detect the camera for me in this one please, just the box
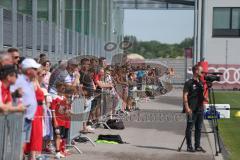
[204,75,220,83]
[204,72,222,83]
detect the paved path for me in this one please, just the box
[65,88,216,160]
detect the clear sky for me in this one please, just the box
[124,10,194,44]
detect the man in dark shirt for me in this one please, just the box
[183,65,205,152]
[79,58,95,133]
[80,58,94,97]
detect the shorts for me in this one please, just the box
[91,95,101,111]
[54,126,69,139]
[23,118,32,143]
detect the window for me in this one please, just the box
[213,7,240,37]
[232,8,240,29]
[17,0,32,15]
[37,0,48,21]
[213,8,230,29]
[0,0,12,9]
[65,0,73,30]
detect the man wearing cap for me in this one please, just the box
[11,58,41,143]
[48,59,80,95]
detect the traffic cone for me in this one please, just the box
[235,111,240,117]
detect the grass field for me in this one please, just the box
[214,91,240,160]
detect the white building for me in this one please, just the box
[196,0,240,89]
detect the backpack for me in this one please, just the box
[105,119,125,130]
[97,134,124,144]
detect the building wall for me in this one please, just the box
[0,0,124,63]
[203,0,240,65]
[202,0,240,89]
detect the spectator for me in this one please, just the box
[8,48,20,67]
[0,65,25,113]
[80,58,95,133]
[127,72,137,111]
[25,67,47,159]
[48,59,80,95]
[92,67,112,123]
[136,66,145,90]
[51,82,71,158]
[0,51,13,67]
[10,58,41,158]
[90,58,98,68]
[37,67,47,88]
[105,68,119,118]
[99,57,107,68]
[41,60,52,89]
[113,68,125,111]
[48,60,67,91]
[39,53,47,64]
[17,56,25,74]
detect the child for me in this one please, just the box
[50,82,71,158]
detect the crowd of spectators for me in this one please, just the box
[0,48,174,159]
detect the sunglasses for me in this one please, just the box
[31,68,38,71]
[38,73,46,77]
[14,56,20,59]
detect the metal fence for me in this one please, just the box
[0,113,24,160]
[69,97,85,141]
[67,96,96,154]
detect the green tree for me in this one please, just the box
[123,35,193,59]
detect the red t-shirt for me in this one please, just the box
[1,82,12,104]
[93,73,102,84]
[50,96,71,128]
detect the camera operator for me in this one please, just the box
[183,65,206,152]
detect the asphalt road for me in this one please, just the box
[66,89,215,160]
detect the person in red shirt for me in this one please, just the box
[0,65,25,113]
[50,82,71,158]
[92,67,112,123]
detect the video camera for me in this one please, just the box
[204,72,222,83]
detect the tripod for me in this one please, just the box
[178,81,222,156]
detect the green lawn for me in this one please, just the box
[214,91,240,160]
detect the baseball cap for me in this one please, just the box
[21,58,41,69]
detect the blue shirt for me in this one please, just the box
[137,70,145,79]
[11,75,37,120]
